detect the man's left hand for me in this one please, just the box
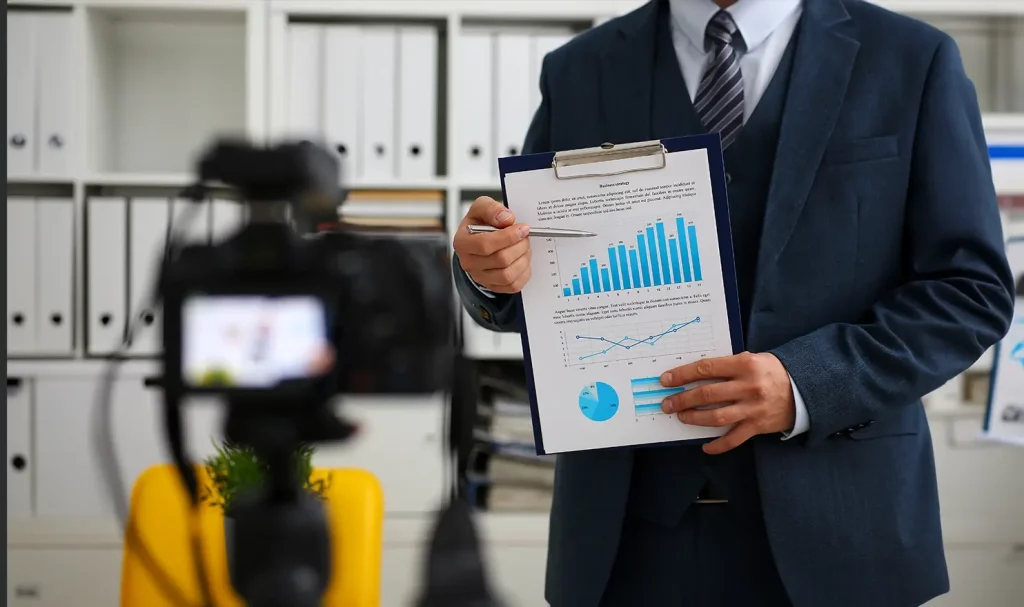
[660,352,795,455]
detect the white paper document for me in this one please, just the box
[502,138,741,454]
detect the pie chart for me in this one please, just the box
[579,382,619,422]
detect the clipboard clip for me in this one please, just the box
[552,140,667,180]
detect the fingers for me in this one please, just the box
[661,380,753,413]
[702,421,759,455]
[465,196,514,227]
[660,352,757,387]
[676,403,752,427]
[472,250,532,293]
[465,238,530,271]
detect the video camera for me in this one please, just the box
[142,139,500,607]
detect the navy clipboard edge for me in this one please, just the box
[497,133,745,455]
[982,235,1024,433]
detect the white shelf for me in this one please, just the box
[348,178,450,191]
[82,0,258,10]
[270,0,641,20]
[83,5,250,175]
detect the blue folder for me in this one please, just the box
[496,134,744,455]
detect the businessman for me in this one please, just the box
[452,0,1015,605]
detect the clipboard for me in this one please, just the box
[982,236,1024,448]
[497,134,744,455]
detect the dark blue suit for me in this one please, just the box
[453,1,1015,605]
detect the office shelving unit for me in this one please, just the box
[5,1,1024,605]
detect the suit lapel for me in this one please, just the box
[754,0,860,293]
[599,0,662,145]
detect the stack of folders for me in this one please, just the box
[468,367,555,512]
[339,190,445,230]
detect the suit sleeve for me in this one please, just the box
[452,52,555,334]
[770,37,1015,446]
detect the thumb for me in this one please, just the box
[469,197,514,227]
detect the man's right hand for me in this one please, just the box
[453,196,532,294]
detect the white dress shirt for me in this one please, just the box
[469,0,810,438]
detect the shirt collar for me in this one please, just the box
[669,0,803,52]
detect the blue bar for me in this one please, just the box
[628,248,643,287]
[572,278,582,295]
[633,387,688,400]
[630,376,664,388]
[580,267,592,294]
[636,234,652,287]
[617,245,631,289]
[607,248,622,291]
[562,287,571,297]
[668,238,681,284]
[588,258,601,292]
[990,145,1024,159]
[646,226,661,285]
[635,403,664,415]
[677,217,692,282]
[656,222,671,285]
[600,267,611,292]
[688,225,702,281]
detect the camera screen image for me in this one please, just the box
[182,295,332,389]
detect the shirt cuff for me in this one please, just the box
[781,373,810,440]
[466,272,497,298]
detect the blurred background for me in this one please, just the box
[5,0,1023,605]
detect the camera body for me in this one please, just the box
[160,140,456,412]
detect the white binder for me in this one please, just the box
[495,32,533,161]
[397,26,438,180]
[456,31,495,181]
[7,13,37,176]
[529,33,571,115]
[6,379,32,519]
[35,12,74,177]
[211,198,245,243]
[286,24,324,141]
[127,197,170,356]
[87,197,128,356]
[323,25,362,179]
[7,197,37,354]
[360,26,398,180]
[35,198,75,354]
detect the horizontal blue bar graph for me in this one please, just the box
[562,218,704,296]
[633,387,688,400]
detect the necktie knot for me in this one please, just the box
[706,11,740,49]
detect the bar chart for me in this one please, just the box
[559,214,703,297]
[631,376,687,416]
[562,316,715,366]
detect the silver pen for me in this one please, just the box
[467,225,597,238]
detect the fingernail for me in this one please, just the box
[661,399,672,414]
[496,210,512,223]
[660,372,671,385]
[517,225,530,239]
[678,412,689,423]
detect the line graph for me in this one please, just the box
[563,316,715,366]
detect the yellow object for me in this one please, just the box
[120,464,384,606]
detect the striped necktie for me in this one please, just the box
[694,11,744,150]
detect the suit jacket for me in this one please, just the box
[453,1,1016,605]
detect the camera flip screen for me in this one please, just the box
[182,295,332,389]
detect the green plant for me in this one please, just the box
[200,440,331,516]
